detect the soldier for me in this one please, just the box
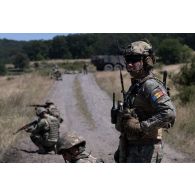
[114,40,176,163]
[54,70,62,80]
[83,63,88,75]
[50,64,62,80]
[29,107,60,154]
[57,132,104,163]
[45,100,63,123]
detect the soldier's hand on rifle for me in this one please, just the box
[124,117,142,134]
[26,126,35,133]
[115,109,134,132]
[115,111,125,132]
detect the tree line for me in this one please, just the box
[0,33,195,72]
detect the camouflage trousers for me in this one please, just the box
[115,137,163,163]
[30,134,57,149]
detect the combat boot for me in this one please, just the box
[37,146,48,154]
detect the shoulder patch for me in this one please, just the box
[151,87,165,102]
[143,78,159,95]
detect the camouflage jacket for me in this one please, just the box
[124,73,176,138]
[31,114,60,142]
[47,104,64,124]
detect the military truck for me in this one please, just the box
[91,55,126,71]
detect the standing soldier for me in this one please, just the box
[114,40,176,163]
[83,63,88,75]
[57,132,104,163]
[28,107,60,154]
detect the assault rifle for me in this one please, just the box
[13,120,37,135]
[163,70,170,96]
[111,41,126,124]
[28,104,48,108]
[111,72,125,124]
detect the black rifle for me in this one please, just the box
[28,104,47,108]
[111,93,118,124]
[120,67,126,105]
[13,120,37,135]
[163,70,170,96]
[111,41,126,124]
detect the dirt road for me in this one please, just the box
[1,73,191,163]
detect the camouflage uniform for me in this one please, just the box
[30,107,60,153]
[115,40,176,163]
[51,64,62,80]
[83,64,88,75]
[45,100,63,123]
[57,132,104,163]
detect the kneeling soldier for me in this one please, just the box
[29,107,60,154]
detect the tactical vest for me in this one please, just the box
[125,75,167,140]
[48,105,60,118]
[45,115,59,142]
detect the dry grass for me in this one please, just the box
[95,70,131,101]
[30,59,91,66]
[164,102,195,157]
[0,73,54,156]
[94,67,195,158]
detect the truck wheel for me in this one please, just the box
[104,64,113,71]
[114,64,122,71]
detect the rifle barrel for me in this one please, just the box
[113,92,116,109]
[120,68,125,97]
[163,70,167,86]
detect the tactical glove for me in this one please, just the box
[124,117,142,135]
[115,109,136,132]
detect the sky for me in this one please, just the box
[0,33,69,41]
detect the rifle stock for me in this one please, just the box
[13,120,37,135]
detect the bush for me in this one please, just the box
[11,52,30,70]
[158,38,192,64]
[175,57,195,85]
[60,61,84,71]
[178,86,195,104]
[174,57,195,104]
[0,63,6,75]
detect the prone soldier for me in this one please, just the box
[56,132,104,163]
[112,40,176,163]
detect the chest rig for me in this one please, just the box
[124,75,164,121]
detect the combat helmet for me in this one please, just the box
[57,132,86,154]
[45,100,54,105]
[123,40,156,68]
[36,107,47,116]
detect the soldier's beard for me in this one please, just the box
[129,68,146,79]
[127,60,146,79]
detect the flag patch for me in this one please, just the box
[151,88,165,102]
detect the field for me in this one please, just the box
[0,73,53,157]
